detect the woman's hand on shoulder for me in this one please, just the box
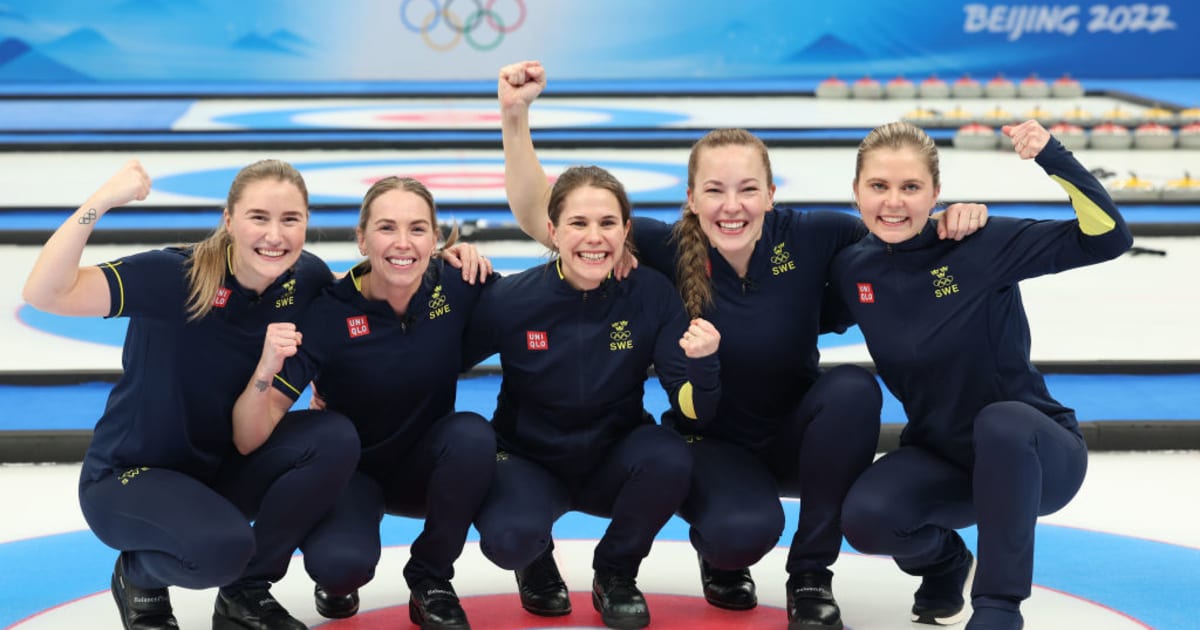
[441,242,493,284]
[934,203,989,241]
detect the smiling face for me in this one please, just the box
[853,146,940,243]
[548,185,630,290]
[224,178,308,293]
[356,188,437,297]
[685,140,776,275]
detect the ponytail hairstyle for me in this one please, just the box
[185,159,308,320]
[855,122,940,190]
[546,165,635,256]
[671,128,774,317]
[357,176,458,274]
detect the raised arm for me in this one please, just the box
[1004,119,1131,254]
[499,60,553,247]
[232,322,303,454]
[22,160,151,316]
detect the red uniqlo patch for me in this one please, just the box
[526,330,548,351]
[212,287,231,308]
[346,315,371,338]
[857,282,875,304]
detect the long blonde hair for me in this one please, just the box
[671,129,774,317]
[185,159,308,320]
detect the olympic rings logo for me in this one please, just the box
[429,286,446,308]
[932,276,956,288]
[610,330,632,341]
[770,242,791,265]
[400,0,527,52]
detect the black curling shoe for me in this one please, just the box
[698,553,757,610]
[408,578,470,629]
[515,547,572,616]
[212,587,307,630]
[912,549,976,626]
[314,584,359,619]
[591,573,650,629]
[110,556,179,630]
[786,570,843,630]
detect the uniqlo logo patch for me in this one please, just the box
[526,330,548,351]
[212,287,231,308]
[346,315,371,338]
[857,282,875,304]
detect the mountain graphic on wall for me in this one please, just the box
[43,28,121,57]
[0,37,92,81]
[232,30,311,56]
[785,33,869,62]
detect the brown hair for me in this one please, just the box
[185,159,308,320]
[855,121,940,190]
[671,128,774,317]
[357,176,459,273]
[546,165,635,255]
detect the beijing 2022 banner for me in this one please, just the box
[0,1,1194,82]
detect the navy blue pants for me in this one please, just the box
[78,409,359,590]
[841,401,1087,608]
[680,364,882,576]
[301,411,496,593]
[475,424,691,577]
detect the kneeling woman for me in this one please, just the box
[232,177,496,629]
[466,166,722,629]
[835,120,1132,630]
[24,159,360,630]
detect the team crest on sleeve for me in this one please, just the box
[857,282,875,304]
[212,287,231,308]
[770,242,796,276]
[428,285,451,320]
[526,330,548,351]
[275,279,297,309]
[930,266,960,298]
[609,320,634,352]
[347,315,371,338]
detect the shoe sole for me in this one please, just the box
[520,602,573,616]
[788,621,844,630]
[703,594,758,611]
[591,591,650,629]
[911,608,969,625]
[316,603,359,619]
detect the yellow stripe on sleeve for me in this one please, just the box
[101,261,126,317]
[273,374,301,397]
[678,381,697,420]
[1050,174,1117,236]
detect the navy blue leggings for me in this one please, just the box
[475,424,691,577]
[841,401,1087,606]
[680,364,882,575]
[78,410,359,590]
[300,411,496,593]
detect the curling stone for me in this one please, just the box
[953,122,998,150]
[1133,122,1176,150]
